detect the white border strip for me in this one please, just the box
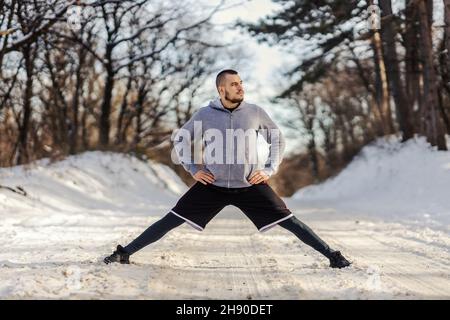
[259,213,294,233]
[170,210,204,231]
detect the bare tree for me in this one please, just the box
[15,2,40,164]
[370,27,394,135]
[445,0,450,65]
[1,0,78,55]
[68,0,226,147]
[289,91,321,180]
[379,0,414,142]
[417,0,447,150]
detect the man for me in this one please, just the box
[104,69,351,269]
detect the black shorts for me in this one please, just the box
[170,182,294,232]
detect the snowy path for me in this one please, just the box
[1,206,449,299]
[0,148,449,299]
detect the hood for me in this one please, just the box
[208,98,246,113]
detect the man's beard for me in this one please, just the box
[225,90,244,103]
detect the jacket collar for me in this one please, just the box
[209,98,245,113]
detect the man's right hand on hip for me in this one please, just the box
[193,170,215,185]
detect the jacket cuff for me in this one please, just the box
[262,167,275,178]
[187,164,202,177]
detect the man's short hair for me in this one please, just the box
[216,69,238,88]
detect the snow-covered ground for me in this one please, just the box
[0,137,449,299]
[292,136,450,230]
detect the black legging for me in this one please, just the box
[278,216,333,258]
[124,212,185,255]
[123,213,333,258]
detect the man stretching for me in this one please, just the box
[104,69,351,269]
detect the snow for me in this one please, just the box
[0,141,449,299]
[292,136,450,230]
[0,151,186,216]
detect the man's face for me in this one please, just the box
[219,74,244,103]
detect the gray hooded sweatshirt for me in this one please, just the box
[172,98,286,188]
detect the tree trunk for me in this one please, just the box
[443,0,450,132]
[368,0,393,135]
[17,44,35,165]
[81,105,89,150]
[371,29,394,135]
[305,114,319,180]
[99,47,114,147]
[379,0,415,141]
[438,38,450,134]
[318,117,335,175]
[404,1,423,129]
[445,0,450,66]
[132,93,145,149]
[115,72,133,145]
[70,46,87,154]
[0,0,17,69]
[417,0,447,150]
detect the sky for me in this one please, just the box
[201,0,288,98]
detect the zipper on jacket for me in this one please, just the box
[227,111,234,188]
[228,112,233,188]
